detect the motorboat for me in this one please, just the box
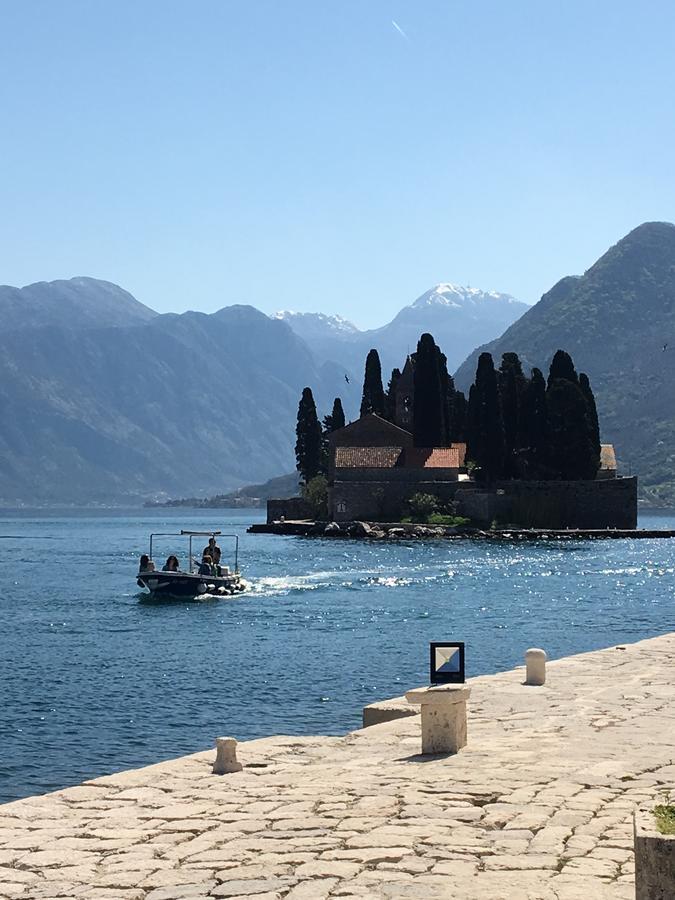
[136,530,248,599]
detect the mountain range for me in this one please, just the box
[276,284,528,379]
[0,277,520,504]
[455,221,675,505]
[4,222,675,506]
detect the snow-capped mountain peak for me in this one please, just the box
[412,283,522,310]
[272,310,360,336]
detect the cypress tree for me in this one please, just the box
[295,387,323,483]
[579,372,601,471]
[466,352,505,483]
[498,352,527,477]
[360,349,386,418]
[519,367,550,478]
[437,349,453,445]
[386,368,401,422]
[323,397,346,433]
[412,333,445,447]
[465,384,479,462]
[546,353,596,480]
[547,349,578,388]
[451,390,468,442]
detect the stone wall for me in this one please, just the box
[331,476,637,527]
[336,467,459,483]
[455,477,638,529]
[330,479,461,522]
[267,496,314,524]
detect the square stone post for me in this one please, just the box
[634,806,675,899]
[405,685,471,754]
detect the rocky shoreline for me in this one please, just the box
[248,519,675,540]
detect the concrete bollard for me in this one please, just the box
[212,736,243,774]
[405,685,471,755]
[525,648,547,685]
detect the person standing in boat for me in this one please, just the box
[201,537,221,571]
[201,537,221,562]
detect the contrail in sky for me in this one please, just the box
[391,20,410,41]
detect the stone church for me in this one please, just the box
[327,413,467,522]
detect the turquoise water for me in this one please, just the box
[0,508,674,803]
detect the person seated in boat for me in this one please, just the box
[139,554,155,573]
[201,537,221,566]
[162,555,180,572]
[198,553,217,577]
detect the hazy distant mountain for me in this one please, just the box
[455,222,675,505]
[0,281,360,504]
[0,276,157,332]
[276,284,529,378]
[273,311,359,339]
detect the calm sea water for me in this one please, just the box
[0,508,674,803]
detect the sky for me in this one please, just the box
[1,1,675,328]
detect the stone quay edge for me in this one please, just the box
[0,632,674,899]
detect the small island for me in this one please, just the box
[263,333,638,534]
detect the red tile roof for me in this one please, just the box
[334,446,403,468]
[404,448,461,468]
[451,442,467,467]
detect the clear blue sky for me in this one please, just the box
[1,1,674,328]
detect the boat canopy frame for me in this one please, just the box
[148,530,239,573]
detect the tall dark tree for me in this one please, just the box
[498,352,527,476]
[579,372,601,467]
[295,387,323,483]
[360,349,386,418]
[466,352,505,482]
[546,354,597,480]
[321,396,346,473]
[451,390,468,442]
[437,350,454,445]
[386,368,401,422]
[323,397,346,434]
[412,333,445,446]
[519,367,550,478]
[465,384,479,462]
[547,349,578,388]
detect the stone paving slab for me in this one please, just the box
[1,632,674,899]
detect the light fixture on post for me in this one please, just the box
[406,641,469,754]
[429,641,465,685]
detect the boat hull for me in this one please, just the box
[137,571,246,599]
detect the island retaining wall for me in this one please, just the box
[456,476,638,529]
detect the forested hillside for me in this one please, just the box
[455,222,675,505]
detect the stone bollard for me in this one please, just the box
[405,685,471,755]
[525,648,547,685]
[212,736,243,774]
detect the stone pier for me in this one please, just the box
[0,633,674,899]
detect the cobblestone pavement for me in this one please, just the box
[1,633,674,899]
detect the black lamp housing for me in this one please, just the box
[429,641,465,684]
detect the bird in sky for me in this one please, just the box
[345,374,350,384]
